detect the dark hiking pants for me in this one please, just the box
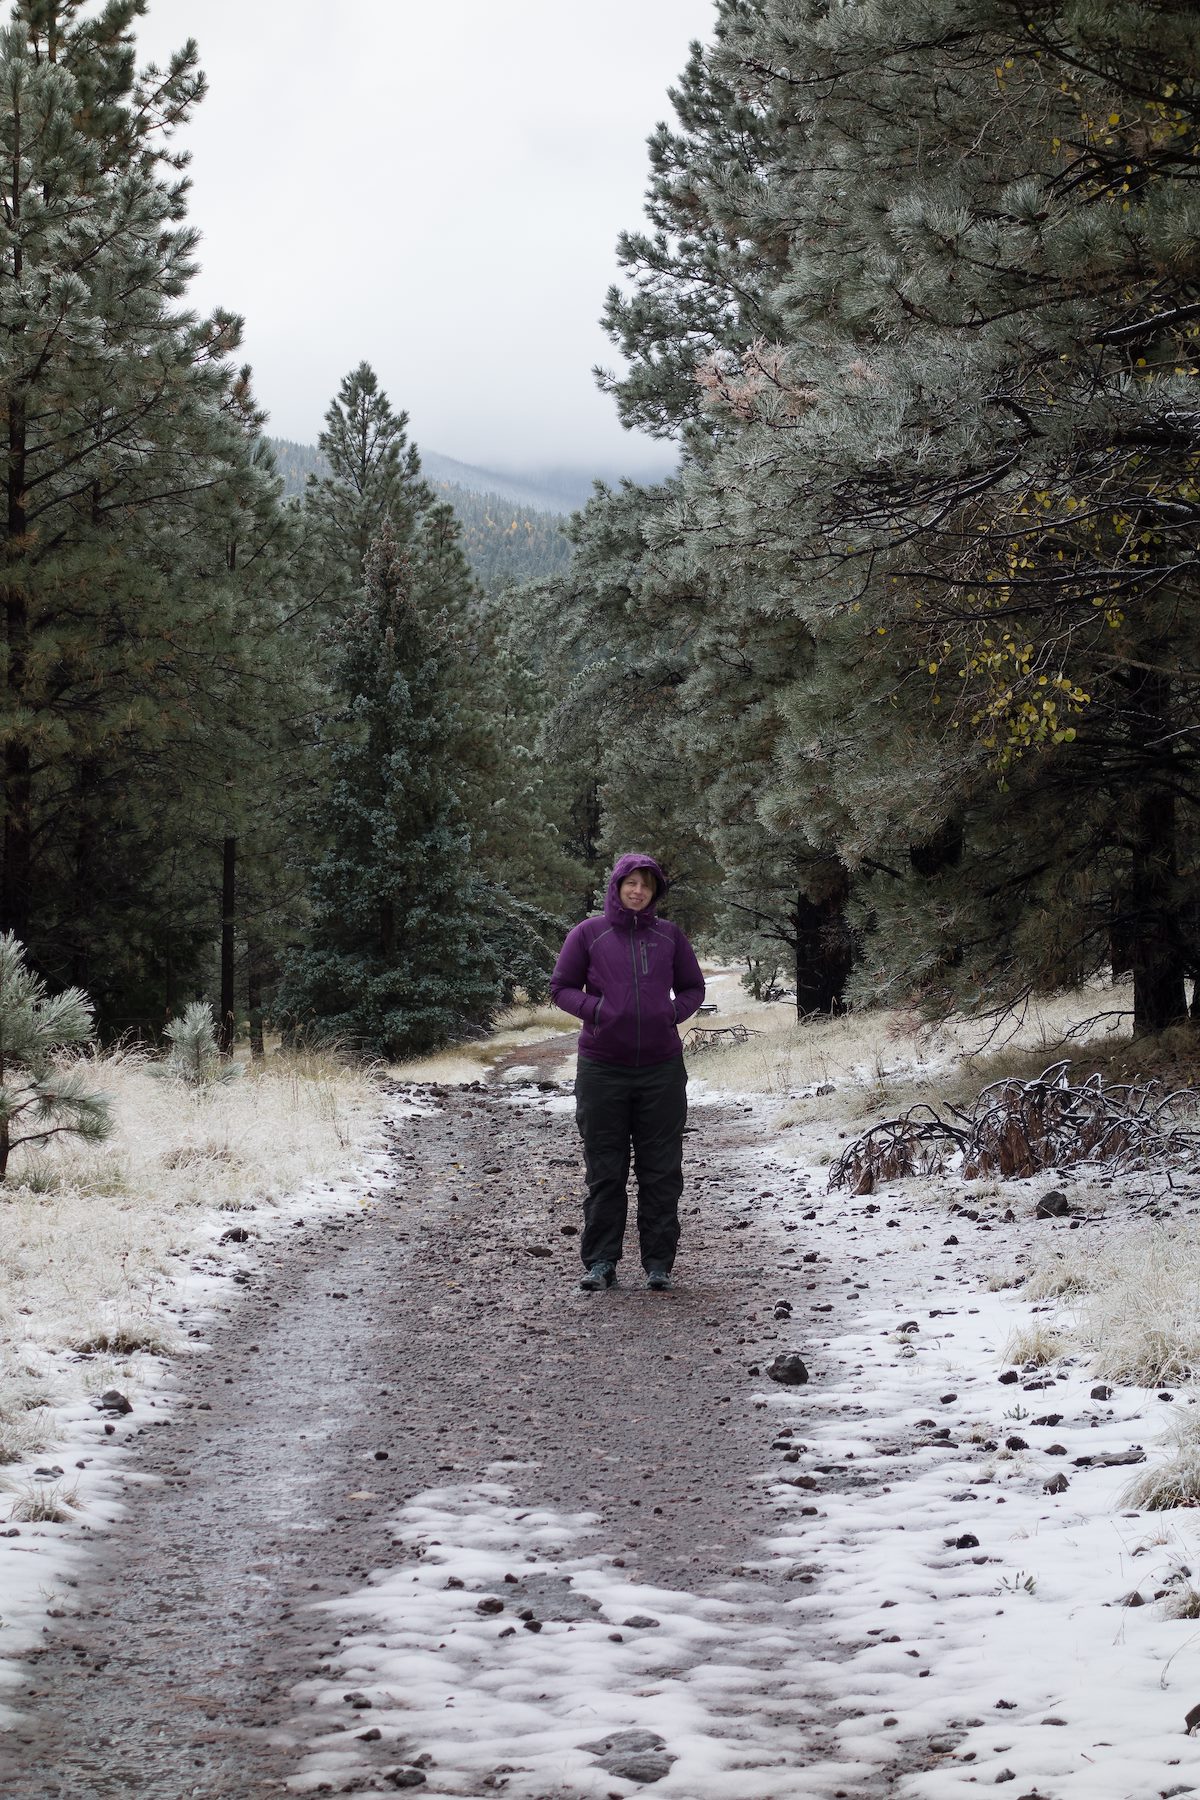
[574,1054,688,1272]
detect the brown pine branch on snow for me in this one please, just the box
[828,1062,1200,1195]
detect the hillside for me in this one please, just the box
[268,437,574,592]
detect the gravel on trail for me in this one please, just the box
[0,1069,857,1800]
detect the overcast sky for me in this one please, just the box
[135,0,715,478]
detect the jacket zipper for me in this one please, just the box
[630,930,641,1066]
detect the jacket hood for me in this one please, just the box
[604,852,668,929]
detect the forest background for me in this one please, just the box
[2,0,1197,1063]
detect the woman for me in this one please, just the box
[550,852,706,1292]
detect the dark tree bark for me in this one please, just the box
[247,939,265,1062]
[218,835,236,1054]
[791,884,853,1018]
[1115,668,1188,1035]
[2,390,31,940]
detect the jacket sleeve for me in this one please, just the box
[671,927,706,1025]
[550,922,600,1025]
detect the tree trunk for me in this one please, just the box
[2,393,31,940]
[247,941,265,1062]
[791,879,852,1018]
[1120,669,1187,1034]
[218,835,236,1054]
[69,758,101,988]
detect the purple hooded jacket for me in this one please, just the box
[551,853,706,1068]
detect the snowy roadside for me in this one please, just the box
[0,1052,399,1723]
[288,978,1200,1800]
[751,1121,1200,1800]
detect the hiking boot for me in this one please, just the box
[579,1261,617,1291]
[645,1267,672,1292]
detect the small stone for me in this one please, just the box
[524,1244,553,1258]
[766,1353,809,1387]
[560,1223,578,1236]
[816,1082,835,1096]
[603,1751,673,1783]
[954,1534,980,1550]
[523,1618,542,1632]
[1091,1384,1113,1400]
[358,1727,382,1741]
[995,1773,1016,1786]
[1005,1436,1028,1451]
[1036,1190,1070,1218]
[1185,1701,1200,1735]
[344,1691,372,1708]
[1121,1591,1145,1607]
[581,1730,667,1756]
[1043,1472,1069,1494]
[940,1393,958,1404]
[476,1596,505,1614]
[998,1371,1020,1385]
[384,1773,427,1791]
[96,1389,132,1415]
[219,1225,251,1243]
[621,1614,661,1629]
[944,1234,959,1246]
[374,1450,389,1461]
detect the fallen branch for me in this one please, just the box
[828,1062,1200,1194]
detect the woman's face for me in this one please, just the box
[618,869,656,912]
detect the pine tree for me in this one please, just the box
[276,524,501,1059]
[304,362,431,613]
[0,931,110,1179]
[0,2,308,1031]
[685,0,1200,1029]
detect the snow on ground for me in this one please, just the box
[8,978,1200,1798]
[294,977,1200,1799]
[749,1143,1200,1799]
[0,1053,403,1723]
[290,1481,854,1798]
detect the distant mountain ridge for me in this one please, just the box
[269,437,593,517]
[267,437,575,593]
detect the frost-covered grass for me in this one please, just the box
[698,972,1136,1117]
[1124,1410,1200,1511]
[996,1223,1200,1389]
[0,1044,386,1468]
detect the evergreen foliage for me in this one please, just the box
[156,1000,241,1088]
[0,0,306,1033]
[526,0,1200,1034]
[276,523,504,1060]
[0,931,110,1179]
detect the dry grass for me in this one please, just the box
[1010,1225,1200,1389]
[1004,1322,1071,1367]
[1124,1410,1200,1512]
[3,1478,80,1524]
[701,976,1140,1119]
[0,1043,387,1488]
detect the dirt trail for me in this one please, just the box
[0,1073,844,1799]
